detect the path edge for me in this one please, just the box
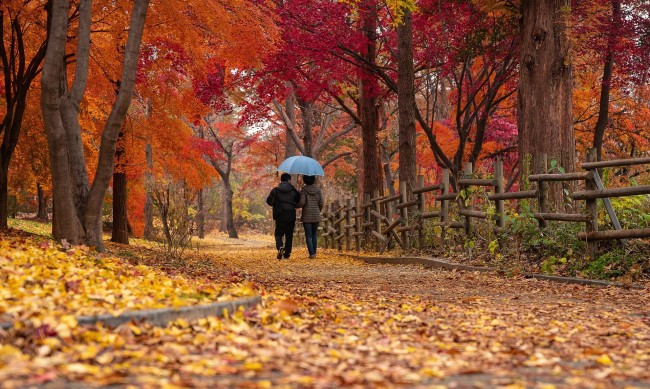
[335,253,644,289]
[0,295,261,331]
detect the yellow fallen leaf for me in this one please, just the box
[64,363,101,375]
[0,345,27,364]
[244,361,263,371]
[420,367,444,378]
[596,354,612,366]
[79,345,100,360]
[257,380,272,389]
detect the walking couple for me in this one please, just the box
[266,173,323,260]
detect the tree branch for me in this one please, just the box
[322,151,353,169]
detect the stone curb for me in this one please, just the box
[0,295,261,331]
[337,253,645,289]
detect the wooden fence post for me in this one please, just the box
[462,163,473,236]
[585,149,599,255]
[494,160,505,229]
[385,192,394,251]
[400,181,410,250]
[537,154,548,229]
[354,197,361,251]
[345,198,352,251]
[330,204,335,249]
[373,190,382,250]
[322,204,329,249]
[441,169,450,241]
[330,200,339,249]
[337,199,344,251]
[417,175,425,249]
[363,193,372,249]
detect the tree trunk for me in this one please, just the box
[381,139,396,197]
[592,0,620,162]
[111,170,128,243]
[41,0,84,243]
[0,2,49,229]
[36,183,49,221]
[159,188,172,246]
[222,179,238,238]
[518,0,575,210]
[359,0,383,200]
[40,0,149,251]
[0,168,7,229]
[111,129,129,244]
[143,143,155,240]
[298,99,315,157]
[196,188,205,238]
[285,92,298,159]
[397,9,417,193]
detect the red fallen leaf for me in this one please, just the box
[65,280,81,293]
[32,324,57,339]
[27,370,58,384]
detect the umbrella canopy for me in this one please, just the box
[277,156,325,176]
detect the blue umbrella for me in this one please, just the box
[277,155,325,176]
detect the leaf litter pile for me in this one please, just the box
[1,231,649,388]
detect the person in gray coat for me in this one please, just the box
[297,175,323,258]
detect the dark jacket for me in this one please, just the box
[297,184,323,223]
[266,181,300,221]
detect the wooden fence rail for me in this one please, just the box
[318,149,650,255]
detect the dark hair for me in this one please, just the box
[303,175,316,185]
[280,173,291,182]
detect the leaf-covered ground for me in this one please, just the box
[1,229,649,388]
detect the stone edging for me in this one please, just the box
[337,253,645,289]
[0,295,261,331]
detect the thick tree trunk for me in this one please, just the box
[0,168,7,229]
[359,0,383,200]
[298,99,315,157]
[196,188,205,238]
[82,0,149,250]
[593,0,620,162]
[41,0,149,250]
[111,129,129,244]
[143,143,155,240]
[285,92,298,159]
[111,171,129,243]
[222,180,238,239]
[41,0,84,243]
[518,0,575,210]
[397,9,417,193]
[36,183,49,221]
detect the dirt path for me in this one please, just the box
[31,234,648,388]
[193,238,650,388]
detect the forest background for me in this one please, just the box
[2,0,650,277]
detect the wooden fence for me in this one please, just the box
[319,149,650,255]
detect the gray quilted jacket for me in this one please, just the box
[297,184,323,223]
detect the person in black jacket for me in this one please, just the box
[266,173,300,259]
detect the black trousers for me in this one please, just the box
[274,220,295,257]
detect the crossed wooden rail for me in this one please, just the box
[320,149,650,255]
